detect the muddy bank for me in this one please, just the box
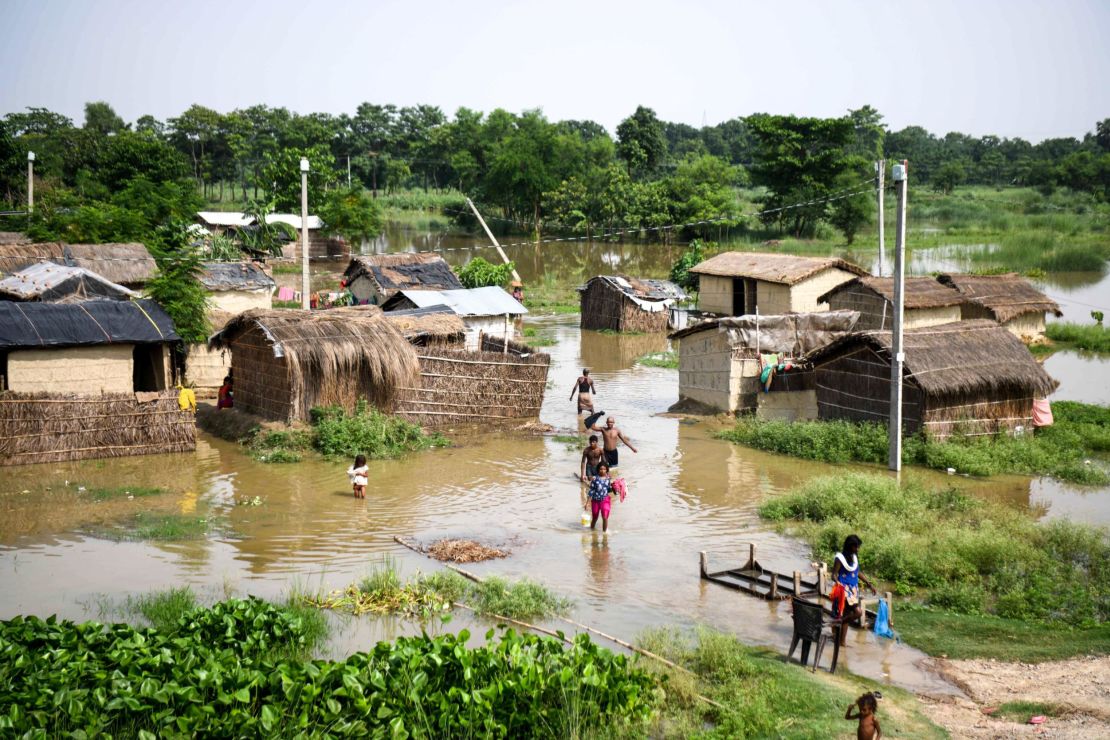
[919,655,1110,738]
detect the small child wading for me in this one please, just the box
[845,691,882,739]
[586,463,614,532]
[347,455,368,499]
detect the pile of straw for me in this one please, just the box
[0,391,196,466]
[426,538,510,563]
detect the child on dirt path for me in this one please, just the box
[587,463,614,532]
[845,691,882,739]
[347,454,368,499]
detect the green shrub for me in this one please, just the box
[1046,323,1110,353]
[457,256,515,288]
[311,400,447,459]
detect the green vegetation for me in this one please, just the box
[0,600,658,737]
[523,271,580,314]
[670,238,706,293]
[145,221,211,344]
[759,473,1110,657]
[639,627,943,739]
[457,256,514,288]
[521,326,557,347]
[318,186,383,243]
[246,400,447,463]
[993,701,1064,723]
[83,485,166,501]
[552,434,582,444]
[463,576,573,621]
[637,351,679,369]
[1046,322,1110,353]
[718,410,1110,485]
[89,511,214,542]
[124,587,198,632]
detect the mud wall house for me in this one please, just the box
[670,311,859,418]
[381,286,527,351]
[186,262,277,394]
[0,299,194,465]
[936,273,1062,342]
[805,320,1058,439]
[817,276,964,331]
[343,253,464,306]
[0,242,157,289]
[578,275,686,333]
[0,261,139,302]
[689,252,867,316]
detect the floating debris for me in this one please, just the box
[426,538,509,563]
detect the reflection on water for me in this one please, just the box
[3,225,1109,696]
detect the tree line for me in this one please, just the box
[1,100,1107,246]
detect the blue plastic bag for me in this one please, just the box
[874,598,895,639]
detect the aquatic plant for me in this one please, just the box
[0,601,657,737]
[636,351,679,369]
[1046,322,1110,353]
[124,587,197,632]
[311,400,447,459]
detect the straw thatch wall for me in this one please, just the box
[820,277,963,330]
[808,320,1058,439]
[394,334,550,427]
[210,307,420,422]
[580,279,670,333]
[0,391,195,466]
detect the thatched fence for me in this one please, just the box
[0,391,196,466]
[394,335,551,427]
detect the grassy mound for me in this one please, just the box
[1046,322,1110,353]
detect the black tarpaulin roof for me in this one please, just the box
[0,299,180,349]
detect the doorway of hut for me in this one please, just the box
[732,278,757,315]
[132,345,167,392]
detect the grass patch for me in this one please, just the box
[89,512,214,542]
[639,626,944,738]
[894,607,1110,661]
[244,399,448,464]
[272,299,301,309]
[1046,322,1110,353]
[597,328,645,336]
[552,434,581,444]
[523,271,581,315]
[269,263,302,275]
[84,486,166,501]
[718,411,1110,485]
[464,576,572,621]
[993,700,1064,722]
[637,350,678,369]
[759,472,1110,657]
[124,587,198,632]
[521,326,558,347]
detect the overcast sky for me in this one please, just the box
[2,0,1107,141]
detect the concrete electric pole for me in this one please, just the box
[300,157,311,310]
[888,160,908,471]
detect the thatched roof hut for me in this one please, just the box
[578,275,685,333]
[0,262,138,302]
[0,232,30,246]
[817,276,964,330]
[209,307,420,422]
[689,252,866,315]
[383,305,467,346]
[937,273,1062,341]
[0,242,156,287]
[343,253,463,306]
[805,320,1058,439]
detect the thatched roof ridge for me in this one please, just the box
[805,319,1058,398]
[344,254,463,298]
[0,243,65,275]
[0,242,156,286]
[690,252,867,284]
[936,273,1062,323]
[209,306,420,414]
[0,232,30,246]
[383,305,467,342]
[818,276,965,308]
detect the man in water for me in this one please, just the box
[570,368,596,414]
[590,416,637,468]
[580,434,604,482]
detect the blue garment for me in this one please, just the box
[587,476,612,502]
[874,598,895,639]
[835,553,859,588]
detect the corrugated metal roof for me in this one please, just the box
[388,286,528,316]
[195,212,324,230]
[266,213,324,230]
[0,261,138,301]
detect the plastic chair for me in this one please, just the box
[788,597,840,673]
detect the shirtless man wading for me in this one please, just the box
[590,416,637,468]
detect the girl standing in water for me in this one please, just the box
[586,463,614,532]
[830,534,876,645]
[347,455,368,499]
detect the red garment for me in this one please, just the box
[1032,399,1054,428]
[217,385,233,409]
[829,583,846,617]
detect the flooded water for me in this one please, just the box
[2,223,1107,699]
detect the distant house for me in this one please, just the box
[381,286,526,350]
[0,299,193,465]
[186,262,277,394]
[578,275,686,333]
[343,253,463,306]
[195,211,342,259]
[689,252,866,315]
[670,311,859,417]
[0,242,156,288]
[936,273,1062,342]
[817,276,964,331]
[0,262,138,302]
[805,320,1058,439]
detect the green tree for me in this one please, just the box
[147,222,210,344]
[847,105,885,160]
[457,256,514,288]
[827,174,873,244]
[319,187,383,244]
[931,160,967,194]
[260,145,337,212]
[670,239,707,292]
[83,101,126,136]
[239,200,295,257]
[616,106,668,178]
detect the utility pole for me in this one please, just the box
[300,157,311,310]
[27,151,35,216]
[875,159,885,276]
[888,160,908,471]
[347,155,351,189]
[466,198,521,283]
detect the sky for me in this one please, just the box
[1,0,1108,142]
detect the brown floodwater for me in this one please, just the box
[2,225,1107,697]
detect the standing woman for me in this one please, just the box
[830,534,876,645]
[570,368,596,415]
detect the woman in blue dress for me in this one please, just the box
[830,534,876,645]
